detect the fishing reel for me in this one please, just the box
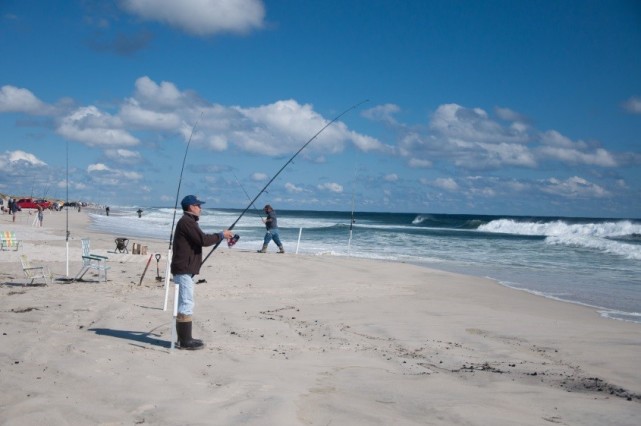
[227,234,240,248]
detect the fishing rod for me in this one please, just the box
[163,113,202,314]
[168,112,203,251]
[201,99,369,266]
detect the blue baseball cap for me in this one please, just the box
[181,195,205,209]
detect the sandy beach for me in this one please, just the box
[1,208,640,425]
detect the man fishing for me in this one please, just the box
[258,204,285,254]
[171,195,234,350]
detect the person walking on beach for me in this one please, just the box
[171,195,234,350]
[10,199,19,222]
[137,208,143,218]
[258,204,285,253]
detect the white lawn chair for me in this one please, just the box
[20,255,51,286]
[74,238,110,282]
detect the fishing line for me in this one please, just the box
[201,99,369,266]
[232,172,265,220]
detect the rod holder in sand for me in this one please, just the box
[170,282,179,350]
[296,227,302,254]
[163,249,172,311]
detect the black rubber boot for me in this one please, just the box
[176,321,204,350]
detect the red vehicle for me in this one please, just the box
[16,198,52,209]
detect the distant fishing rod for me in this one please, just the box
[201,99,369,266]
[232,172,265,220]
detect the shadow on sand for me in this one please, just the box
[89,328,171,349]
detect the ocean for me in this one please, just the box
[87,207,641,324]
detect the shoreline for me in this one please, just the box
[1,209,640,425]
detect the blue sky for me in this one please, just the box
[1,0,640,218]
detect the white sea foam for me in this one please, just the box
[479,219,641,260]
[479,219,641,237]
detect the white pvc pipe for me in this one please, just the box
[170,283,179,351]
[162,249,172,311]
[296,227,302,254]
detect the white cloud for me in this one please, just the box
[235,99,385,156]
[132,76,191,109]
[57,106,140,147]
[540,130,586,149]
[540,176,609,198]
[384,173,398,182]
[317,182,343,193]
[622,96,641,114]
[362,103,400,125]
[120,0,265,36]
[251,172,268,181]
[350,132,390,153]
[123,170,143,180]
[284,182,304,193]
[538,146,617,167]
[105,149,142,163]
[430,104,529,144]
[538,130,616,167]
[0,85,53,115]
[4,77,382,165]
[495,106,528,123]
[399,103,535,170]
[0,150,47,168]
[434,177,458,191]
[87,163,111,172]
[87,163,143,186]
[120,100,182,131]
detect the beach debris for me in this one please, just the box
[11,307,40,313]
[138,254,154,286]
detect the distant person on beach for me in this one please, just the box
[258,204,284,253]
[137,208,143,218]
[105,206,110,216]
[36,205,44,227]
[10,199,19,222]
[171,195,234,350]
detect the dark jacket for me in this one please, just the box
[265,210,278,230]
[171,212,222,276]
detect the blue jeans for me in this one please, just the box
[174,274,195,316]
[263,229,282,247]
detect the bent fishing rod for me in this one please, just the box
[201,99,369,267]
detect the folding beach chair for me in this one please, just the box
[20,255,51,286]
[115,237,129,253]
[1,231,21,251]
[74,238,110,282]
